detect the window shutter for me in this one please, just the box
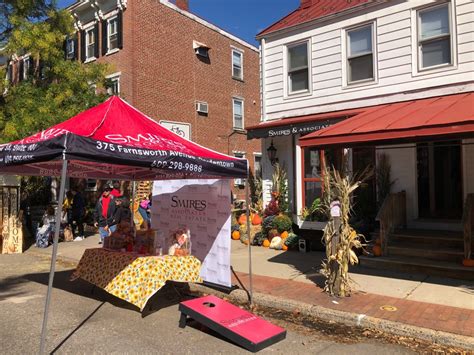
[19,60,24,81]
[63,38,68,60]
[73,36,78,60]
[102,20,108,55]
[80,30,86,62]
[94,24,100,58]
[29,58,35,77]
[117,10,123,49]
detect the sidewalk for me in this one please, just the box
[26,236,474,346]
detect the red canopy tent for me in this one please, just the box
[0,96,253,353]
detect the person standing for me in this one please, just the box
[71,187,86,241]
[138,194,151,229]
[94,185,116,244]
[110,181,121,198]
[110,196,132,229]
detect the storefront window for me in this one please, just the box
[302,147,323,209]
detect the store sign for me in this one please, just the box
[159,120,191,140]
[151,179,231,287]
[247,118,344,139]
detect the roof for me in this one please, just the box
[257,0,372,38]
[299,92,474,148]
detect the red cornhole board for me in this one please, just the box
[179,295,286,352]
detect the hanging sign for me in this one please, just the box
[159,120,192,140]
[151,179,231,287]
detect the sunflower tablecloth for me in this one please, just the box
[71,248,202,311]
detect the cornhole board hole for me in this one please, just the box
[179,295,286,352]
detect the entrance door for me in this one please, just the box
[417,141,462,219]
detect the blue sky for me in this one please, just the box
[57,0,300,45]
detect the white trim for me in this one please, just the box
[232,97,245,130]
[106,72,121,95]
[343,21,378,87]
[159,0,258,52]
[105,71,122,79]
[412,1,457,76]
[231,48,244,80]
[260,38,266,122]
[85,26,96,61]
[107,15,119,53]
[284,39,312,98]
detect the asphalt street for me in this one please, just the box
[0,253,416,354]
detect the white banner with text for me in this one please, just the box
[151,179,231,287]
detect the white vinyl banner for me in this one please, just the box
[151,179,231,287]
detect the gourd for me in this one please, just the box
[238,213,247,225]
[372,245,382,257]
[267,229,279,240]
[462,259,474,267]
[251,214,262,225]
[280,231,289,239]
[231,230,240,240]
[282,244,288,251]
[262,239,270,248]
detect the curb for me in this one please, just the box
[189,283,474,351]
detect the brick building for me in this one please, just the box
[66,0,261,196]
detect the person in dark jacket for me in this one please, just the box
[110,196,132,228]
[94,185,116,245]
[71,187,86,241]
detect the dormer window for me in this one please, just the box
[193,40,210,58]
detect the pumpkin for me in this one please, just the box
[375,238,381,245]
[280,231,289,239]
[462,259,474,267]
[372,245,382,257]
[231,230,240,240]
[243,239,249,245]
[238,213,247,225]
[282,244,288,251]
[251,214,262,225]
[262,239,270,248]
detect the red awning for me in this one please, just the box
[300,93,474,148]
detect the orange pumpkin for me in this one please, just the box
[462,259,474,267]
[373,245,382,257]
[262,239,270,248]
[238,213,247,225]
[282,244,288,251]
[231,230,240,240]
[243,239,249,245]
[280,231,289,239]
[251,214,262,225]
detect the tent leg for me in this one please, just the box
[39,159,68,354]
[245,181,253,305]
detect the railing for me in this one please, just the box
[375,191,407,256]
[462,193,474,260]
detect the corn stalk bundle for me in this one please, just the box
[320,168,370,297]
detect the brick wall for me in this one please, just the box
[85,0,261,199]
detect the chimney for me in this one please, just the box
[175,0,189,11]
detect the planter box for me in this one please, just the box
[293,215,327,231]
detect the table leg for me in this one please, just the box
[179,312,188,328]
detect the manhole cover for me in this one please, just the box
[380,305,397,312]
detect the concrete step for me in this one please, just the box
[387,245,464,263]
[390,229,464,249]
[359,255,474,280]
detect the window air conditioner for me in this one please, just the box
[196,101,208,114]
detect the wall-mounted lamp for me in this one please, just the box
[267,140,278,166]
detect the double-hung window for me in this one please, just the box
[85,28,96,60]
[106,73,120,95]
[108,17,119,51]
[287,41,309,94]
[347,24,374,83]
[66,38,75,59]
[233,98,244,130]
[232,49,243,80]
[418,3,452,70]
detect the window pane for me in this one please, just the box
[109,34,118,50]
[348,26,372,56]
[421,38,451,67]
[304,148,321,178]
[233,100,242,115]
[288,43,308,70]
[289,69,309,92]
[87,44,95,58]
[254,156,262,177]
[305,181,322,209]
[233,66,242,78]
[420,5,449,39]
[348,54,373,82]
[232,51,242,66]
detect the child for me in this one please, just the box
[168,229,189,256]
[36,206,56,248]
